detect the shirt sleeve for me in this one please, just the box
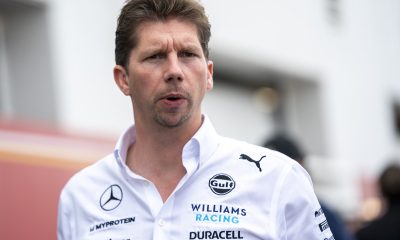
[274,162,335,240]
[57,189,74,240]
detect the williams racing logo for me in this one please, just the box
[209,173,235,195]
[100,184,123,211]
[191,203,247,224]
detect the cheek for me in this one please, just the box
[193,78,209,101]
[129,73,163,106]
[129,68,156,90]
[187,61,209,83]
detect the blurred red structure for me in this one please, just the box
[0,120,114,239]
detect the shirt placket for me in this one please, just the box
[151,139,200,239]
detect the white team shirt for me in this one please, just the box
[58,116,334,240]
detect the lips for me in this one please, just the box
[165,94,183,101]
[163,92,185,100]
[159,92,187,107]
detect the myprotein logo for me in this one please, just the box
[89,217,135,232]
[209,174,235,195]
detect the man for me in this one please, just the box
[356,163,400,240]
[57,0,334,239]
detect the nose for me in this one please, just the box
[163,55,184,82]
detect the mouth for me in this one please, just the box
[159,93,187,107]
[166,95,182,101]
[162,93,186,101]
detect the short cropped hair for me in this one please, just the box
[115,0,211,69]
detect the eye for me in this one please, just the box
[146,53,165,60]
[179,51,197,58]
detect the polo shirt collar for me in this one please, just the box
[114,115,220,175]
[187,115,220,166]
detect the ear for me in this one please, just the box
[113,65,130,96]
[206,60,214,91]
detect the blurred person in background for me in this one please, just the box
[264,133,356,240]
[57,0,335,239]
[355,162,400,240]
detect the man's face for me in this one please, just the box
[120,19,213,129]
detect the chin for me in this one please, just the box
[155,114,190,128]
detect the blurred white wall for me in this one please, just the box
[47,0,132,136]
[203,82,274,144]
[0,1,57,122]
[202,0,400,216]
[0,16,11,116]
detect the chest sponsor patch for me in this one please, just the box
[191,203,247,224]
[100,184,123,211]
[209,173,236,195]
[89,217,135,233]
[239,154,266,172]
[189,230,244,239]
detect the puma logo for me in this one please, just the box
[239,154,266,172]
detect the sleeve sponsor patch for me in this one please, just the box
[314,207,335,239]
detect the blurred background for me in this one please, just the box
[1,0,400,238]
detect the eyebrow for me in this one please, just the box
[179,44,202,53]
[139,42,202,56]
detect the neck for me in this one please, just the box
[132,114,202,162]
[125,115,203,202]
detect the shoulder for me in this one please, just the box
[219,136,301,172]
[61,154,116,197]
[211,136,310,192]
[220,137,315,198]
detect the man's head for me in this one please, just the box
[115,0,211,70]
[263,134,305,164]
[379,163,400,205]
[113,0,213,130]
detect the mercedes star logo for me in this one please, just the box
[99,184,123,211]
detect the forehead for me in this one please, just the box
[135,19,201,48]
